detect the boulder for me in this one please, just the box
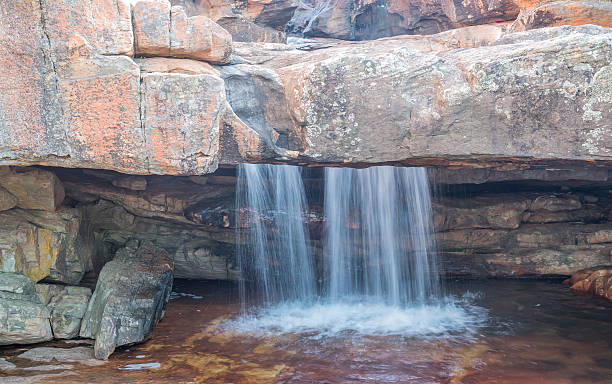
[36,284,92,339]
[133,2,234,62]
[0,208,93,285]
[510,1,612,32]
[133,0,172,56]
[79,242,174,359]
[0,168,65,211]
[170,6,234,63]
[0,273,53,345]
[565,266,612,300]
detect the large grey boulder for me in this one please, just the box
[0,273,52,345]
[79,242,174,359]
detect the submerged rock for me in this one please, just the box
[0,273,52,345]
[565,266,612,300]
[80,242,174,359]
[17,346,104,366]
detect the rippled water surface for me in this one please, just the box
[2,279,612,383]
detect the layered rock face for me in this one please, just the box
[0,0,228,175]
[435,192,612,277]
[1,1,611,174]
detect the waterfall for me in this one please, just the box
[324,166,440,306]
[236,163,440,306]
[236,164,316,305]
[232,164,482,337]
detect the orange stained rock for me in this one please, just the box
[511,0,612,32]
[141,73,225,174]
[58,57,144,171]
[169,6,233,64]
[0,0,50,153]
[41,0,133,59]
[133,0,172,56]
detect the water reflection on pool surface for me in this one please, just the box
[1,279,611,383]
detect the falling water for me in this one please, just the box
[235,163,315,305]
[232,164,484,337]
[324,166,440,306]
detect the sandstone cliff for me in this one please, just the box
[0,0,610,175]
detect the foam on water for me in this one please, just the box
[226,295,487,338]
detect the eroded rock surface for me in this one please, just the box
[0,273,53,345]
[272,25,612,164]
[36,284,92,339]
[0,208,93,285]
[2,0,611,173]
[79,242,174,359]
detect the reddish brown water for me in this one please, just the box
[2,279,612,383]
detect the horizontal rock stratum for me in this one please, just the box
[0,1,611,175]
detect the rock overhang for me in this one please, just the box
[0,1,609,176]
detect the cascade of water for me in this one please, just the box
[324,166,440,306]
[236,164,316,305]
[231,164,481,337]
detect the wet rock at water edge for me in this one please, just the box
[17,346,104,366]
[79,242,174,359]
[0,272,52,345]
[565,266,612,300]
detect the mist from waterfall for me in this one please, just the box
[324,166,440,306]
